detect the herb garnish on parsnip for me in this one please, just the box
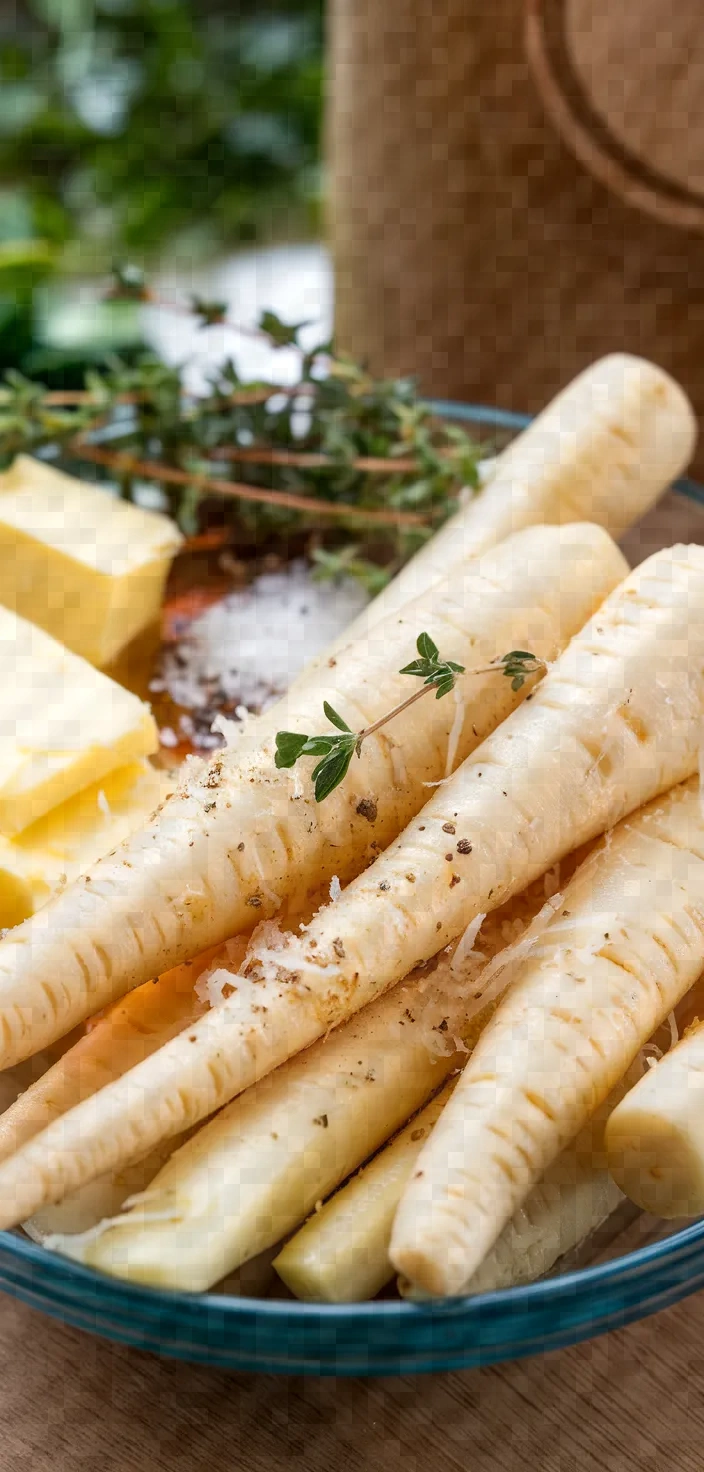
[275,637,544,801]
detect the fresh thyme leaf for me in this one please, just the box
[190,295,228,329]
[312,744,356,802]
[323,702,352,733]
[177,482,202,537]
[399,632,466,700]
[257,310,311,349]
[274,731,311,769]
[495,649,544,691]
[108,263,149,302]
[299,735,350,757]
[416,631,439,662]
[311,546,391,599]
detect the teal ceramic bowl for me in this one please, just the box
[1,401,703,1376]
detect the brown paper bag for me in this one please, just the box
[330,0,704,469]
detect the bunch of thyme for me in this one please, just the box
[0,267,483,594]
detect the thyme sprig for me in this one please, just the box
[275,638,544,801]
[0,270,483,589]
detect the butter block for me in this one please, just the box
[0,761,172,928]
[0,605,158,834]
[0,456,183,666]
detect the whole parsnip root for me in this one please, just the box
[0,544,703,1234]
[274,1077,628,1304]
[330,353,696,644]
[390,777,704,1296]
[0,948,229,1164]
[0,521,620,1068]
[41,873,562,1287]
[0,950,224,1242]
[25,1137,190,1244]
[274,1083,457,1303]
[606,1018,704,1218]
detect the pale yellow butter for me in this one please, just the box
[0,761,172,928]
[0,456,183,666]
[0,605,158,834]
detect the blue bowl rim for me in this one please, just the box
[429,398,704,510]
[2,395,703,1343]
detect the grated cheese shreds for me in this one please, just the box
[450,912,486,976]
[444,687,465,779]
[96,789,111,818]
[699,715,704,817]
[194,967,233,1008]
[387,739,407,789]
[251,843,282,909]
[329,874,342,903]
[667,1010,680,1050]
[641,1043,664,1071]
[43,1206,183,1257]
[211,712,242,747]
[460,893,565,1028]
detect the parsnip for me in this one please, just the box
[274,1082,626,1303]
[462,1151,622,1297]
[0,949,227,1163]
[0,953,220,1241]
[40,877,558,1288]
[0,543,700,1233]
[25,1138,187,1244]
[274,1083,456,1303]
[606,1017,704,1218]
[391,777,704,1296]
[0,522,620,1066]
[329,354,696,645]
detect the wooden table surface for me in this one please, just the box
[1,1287,703,1472]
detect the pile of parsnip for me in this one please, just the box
[1,352,704,1305]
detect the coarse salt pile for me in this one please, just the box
[156,559,368,748]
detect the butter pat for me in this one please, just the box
[0,606,158,834]
[0,456,183,666]
[0,761,172,928]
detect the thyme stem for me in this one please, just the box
[275,639,546,802]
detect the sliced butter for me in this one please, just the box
[0,605,158,834]
[0,761,172,928]
[0,456,183,666]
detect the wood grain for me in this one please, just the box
[2,1286,704,1472]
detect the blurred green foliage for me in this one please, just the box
[0,0,324,261]
[0,0,323,375]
